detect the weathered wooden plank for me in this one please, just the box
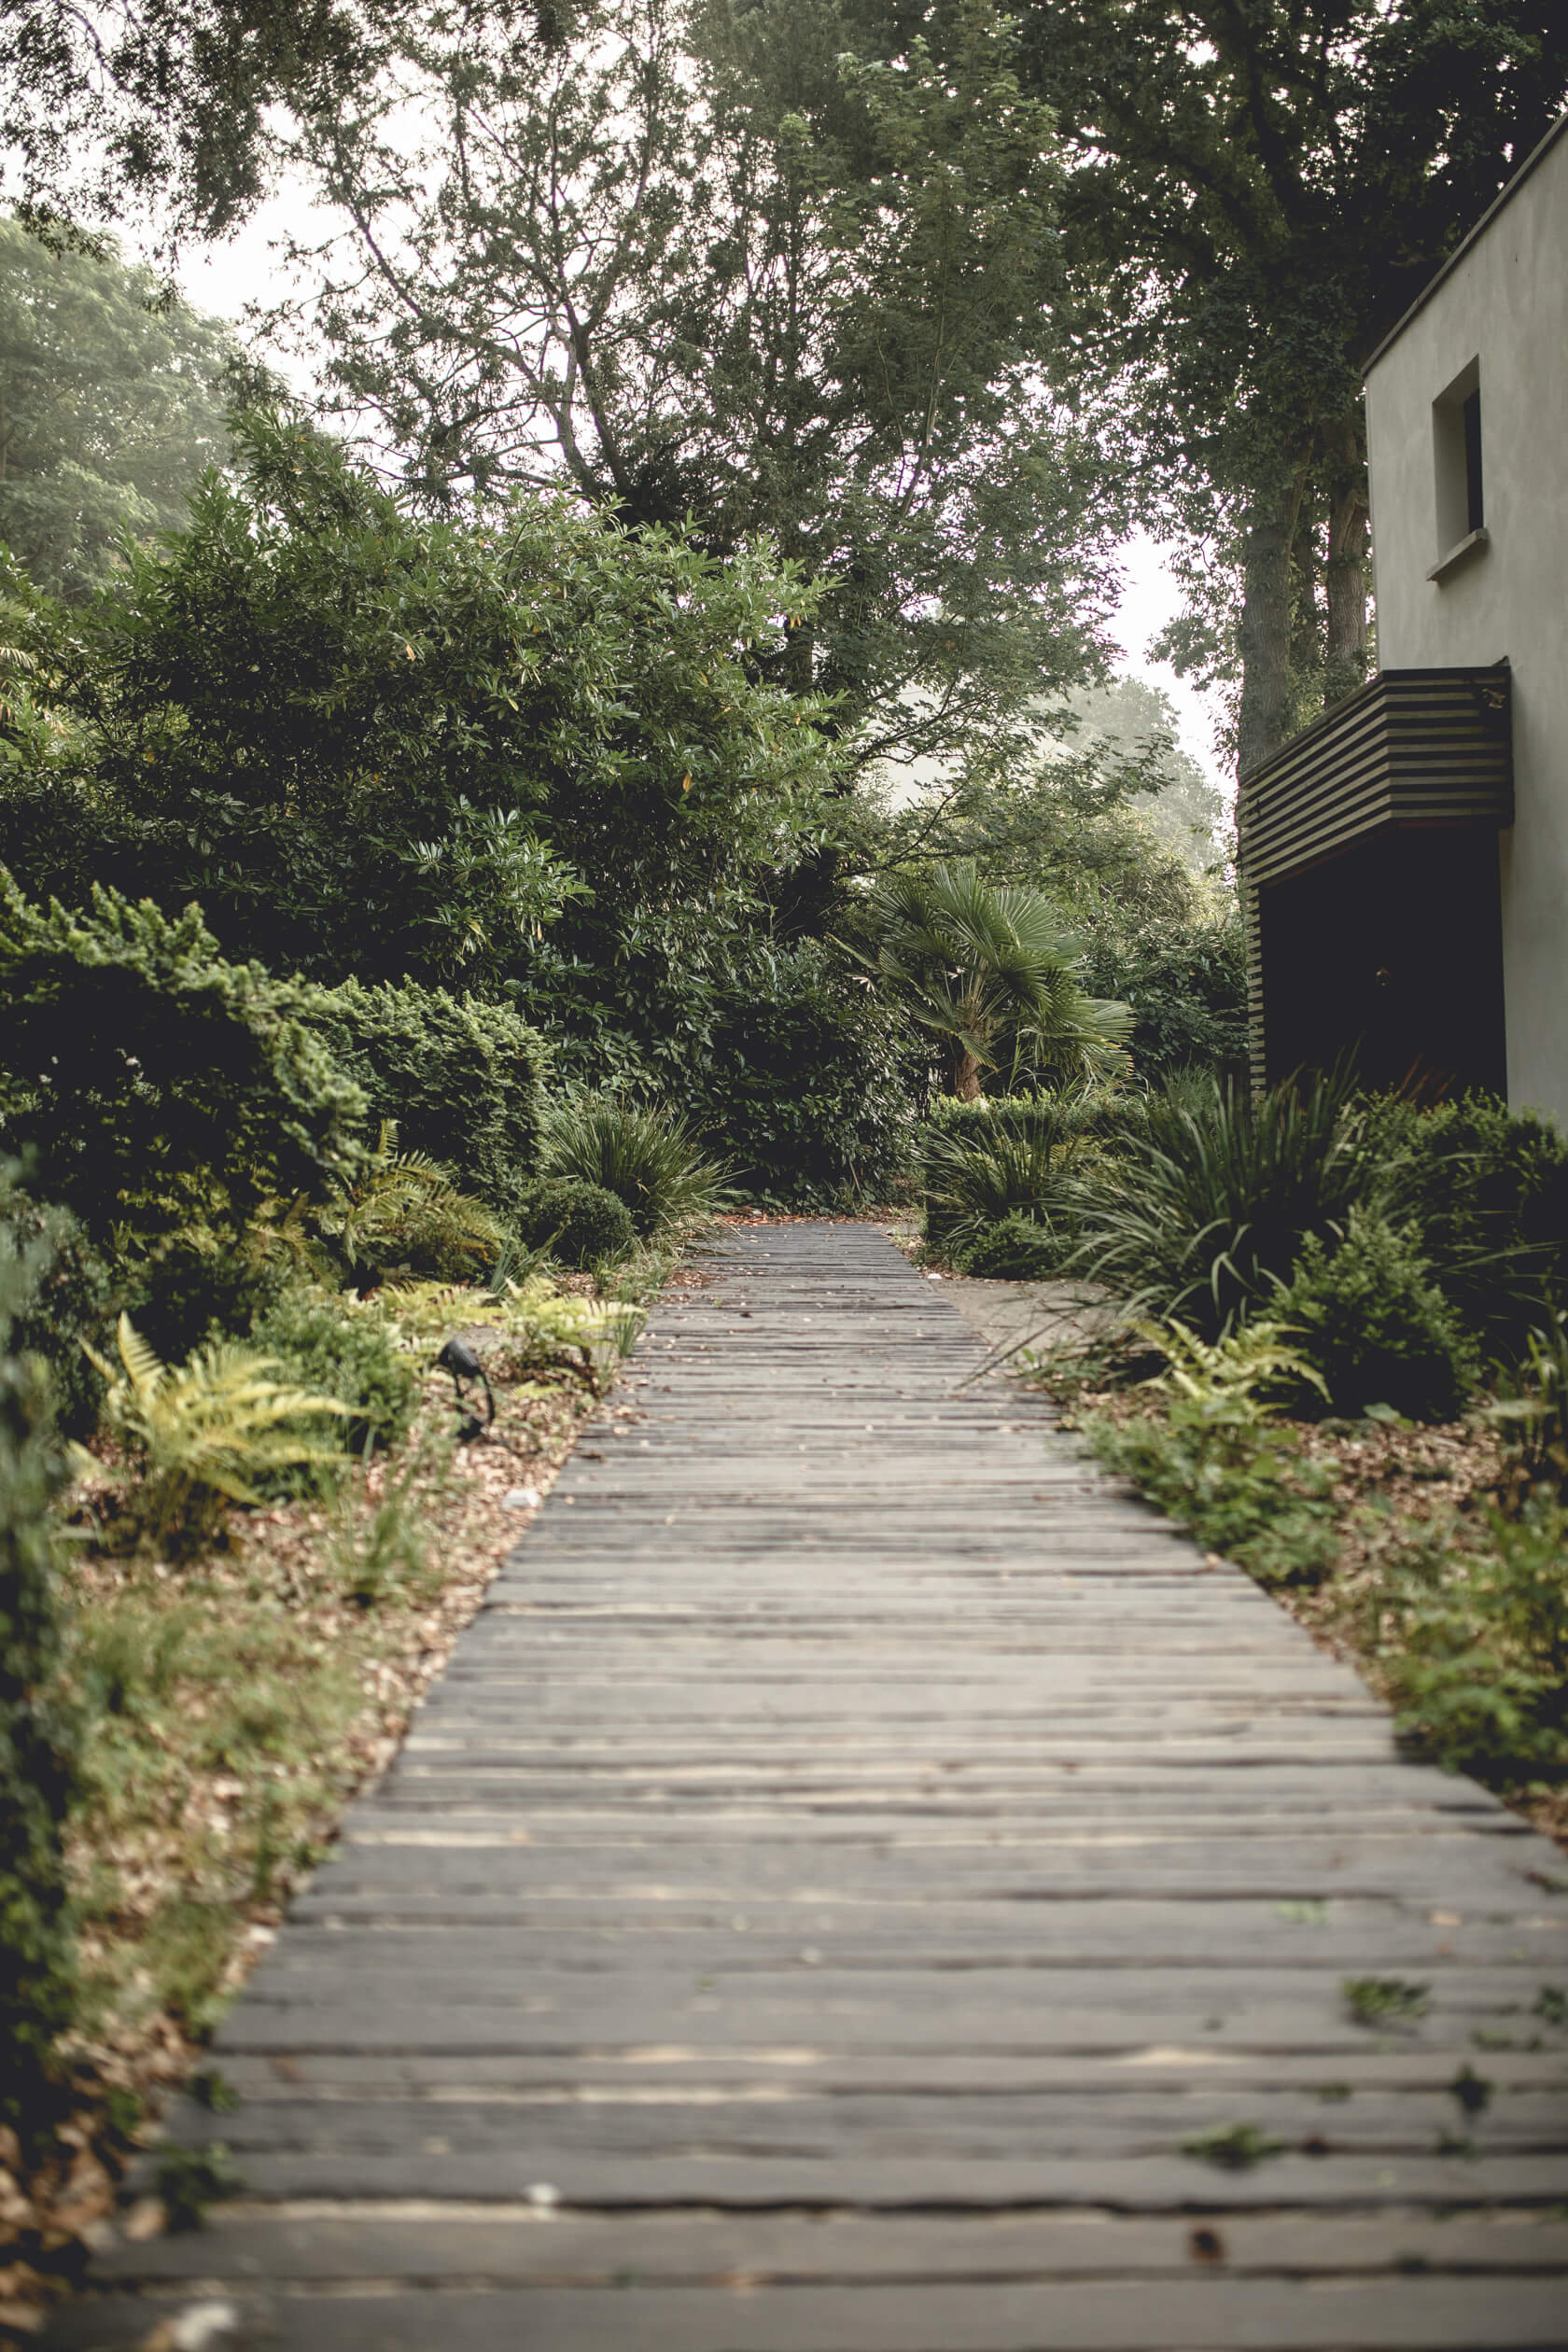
[85,2203,1568,2286]
[44,2275,1568,2351]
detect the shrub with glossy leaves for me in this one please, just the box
[693,947,914,1209]
[513,1177,637,1270]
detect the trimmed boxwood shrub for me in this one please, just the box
[1,1211,77,2134]
[514,1176,636,1270]
[301,979,547,1211]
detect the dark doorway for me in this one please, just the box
[1258,825,1506,1095]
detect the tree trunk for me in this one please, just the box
[1325,422,1370,707]
[1237,469,1307,779]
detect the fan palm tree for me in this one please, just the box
[858,861,1131,1098]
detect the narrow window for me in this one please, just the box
[1463,385,1484,531]
[1431,357,1484,565]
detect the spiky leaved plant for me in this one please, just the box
[85,1316,352,1553]
[540,1093,730,1239]
[1071,1065,1377,1338]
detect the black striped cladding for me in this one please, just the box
[1239,665,1512,1095]
[1239,665,1512,886]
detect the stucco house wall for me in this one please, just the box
[1365,118,1568,1126]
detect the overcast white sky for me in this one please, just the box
[181,204,1231,799]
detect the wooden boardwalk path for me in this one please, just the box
[66,1222,1568,2347]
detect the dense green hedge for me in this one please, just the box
[0,874,366,1247]
[301,979,547,1212]
[0,1206,77,2135]
[693,952,914,1208]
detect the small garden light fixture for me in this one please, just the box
[436,1337,495,1440]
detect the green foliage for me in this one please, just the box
[541,1094,730,1240]
[857,859,1131,1099]
[0,1167,116,1436]
[1085,1401,1340,1590]
[314,1124,509,1286]
[300,978,546,1212]
[1071,1065,1375,1338]
[1139,1315,1328,1423]
[920,1112,1085,1260]
[952,1211,1070,1281]
[155,2138,241,2233]
[1080,911,1249,1083]
[1373,1093,1568,1363]
[0,413,844,996]
[285,0,1126,773]
[251,1295,418,1462]
[1376,1496,1568,1784]
[86,1315,352,1553]
[691,946,916,1209]
[1343,1978,1430,2030]
[325,1425,449,1609]
[122,1226,290,1367]
[514,1177,637,1273]
[1272,1210,1475,1422]
[1012,1,1568,765]
[1179,2121,1283,2170]
[0,1208,78,2134]
[0,871,366,1253]
[0,222,235,600]
[1486,1312,1568,1508]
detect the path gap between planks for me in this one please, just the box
[60,1222,1568,2349]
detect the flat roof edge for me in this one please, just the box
[1365,106,1568,377]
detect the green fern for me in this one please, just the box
[1137,1315,1327,1427]
[85,1314,352,1551]
[317,1121,509,1278]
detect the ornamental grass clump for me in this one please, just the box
[919,1113,1085,1272]
[1071,1065,1376,1339]
[540,1092,729,1239]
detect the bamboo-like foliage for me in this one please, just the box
[85,1315,352,1551]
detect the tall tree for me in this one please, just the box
[273,0,1128,779]
[0,221,235,596]
[1004,2,1568,775]
[0,0,432,245]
